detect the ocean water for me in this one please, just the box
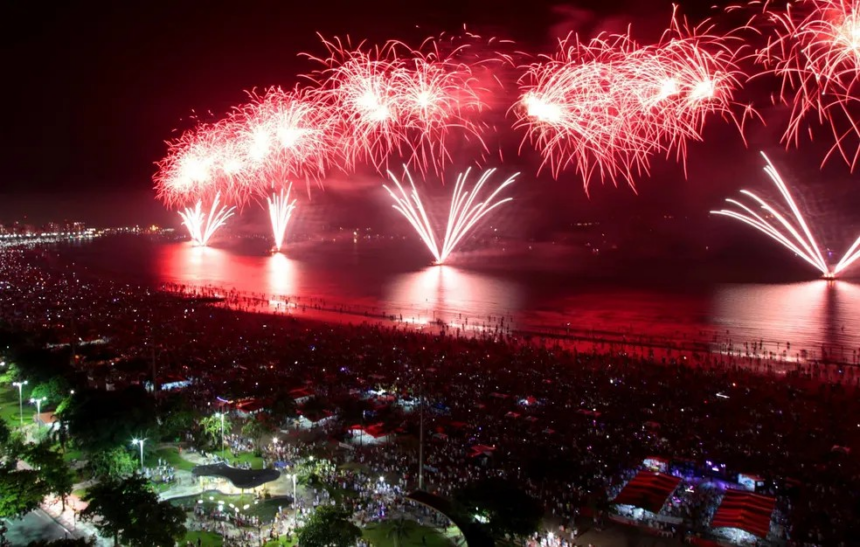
[60,235,860,363]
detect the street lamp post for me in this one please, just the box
[289,473,297,503]
[215,412,225,458]
[12,381,27,426]
[132,438,146,469]
[29,397,46,425]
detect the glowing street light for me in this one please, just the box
[131,438,146,469]
[29,396,46,415]
[12,381,27,426]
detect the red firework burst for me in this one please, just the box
[304,35,489,176]
[515,8,754,192]
[232,87,334,189]
[754,0,860,169]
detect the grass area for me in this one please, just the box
[170,492,292,524]
[0,384,36,428]
[230,451,265,470]
[72,488,87,499]
[363,520,455,547]
[264,538,298,547]
[184,531,224,547]
[62,447,84,463]
[149,445,197,471]
[151,482,173,493]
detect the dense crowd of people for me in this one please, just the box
[1,245,859,546]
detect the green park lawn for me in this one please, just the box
[363,520,455,547]
[264,538,298,547]
[61,446,84,462]
[184,531,224,547]
[231,451,265,469]
[149,445,197,471]
[0,384,37,428]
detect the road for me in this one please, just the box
[4,509,71,545]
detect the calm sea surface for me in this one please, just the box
[60,235,860,362]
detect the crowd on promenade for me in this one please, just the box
[1,247,859,546]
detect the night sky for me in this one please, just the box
[1,0,858,232]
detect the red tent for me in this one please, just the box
[710,489,775,538]
[612,471,681,513]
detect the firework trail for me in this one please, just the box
[267,185,298,252]
[711,152,860,277]
[516,8,754,192]
[178,192,236,247]
[305,36,488,176]
[383,167,516,264]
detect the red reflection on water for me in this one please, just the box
[712,280,860,360]
[158,243,231,285]
[385,265,521,326]
[267,252,297,298]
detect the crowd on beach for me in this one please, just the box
[1,246,859,546]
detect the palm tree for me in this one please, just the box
[387,517,412,547]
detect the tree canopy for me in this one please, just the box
[199,413,232,450]
[89,446,137,479]
[30,376,72,409]
[298,505,362,547]
[453,478,543,539]
[0,468,49,519]
[23,442,75,510]
[82,473,186,547]
[60,386,157,453]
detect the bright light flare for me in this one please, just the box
[178,193,236,247]
[267,185,298,252]
[384,167,516,264]
[712,152,860,277]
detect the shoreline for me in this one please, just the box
[37,239,860,373]
[163,283,860,381]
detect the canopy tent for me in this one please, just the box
[710,489,775,538]
[612,471,681,514]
